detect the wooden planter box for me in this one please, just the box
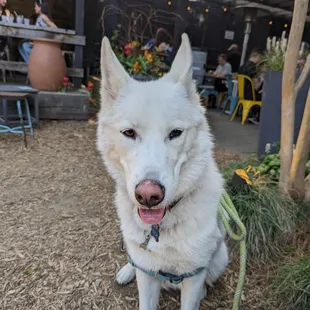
[258,70,310,156]
[38,91,89,120]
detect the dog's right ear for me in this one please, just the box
[100,37,131,106]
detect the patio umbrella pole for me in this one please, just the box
[240,21,252,66]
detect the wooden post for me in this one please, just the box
[290,87,310,198]
[74,0,85,88]
[280,0,309,194]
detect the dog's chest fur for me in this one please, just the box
[116,190,222,275]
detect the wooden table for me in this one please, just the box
[0,22,85,45]
[0,22,86,84]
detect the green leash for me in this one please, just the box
[218,190,247,310]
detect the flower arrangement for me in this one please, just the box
[87,81,96,105]
[60,76,74,92]
[111,29,170,78]
[263,32,309,71]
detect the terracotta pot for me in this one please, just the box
[28,38,66,91]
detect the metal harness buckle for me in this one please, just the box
[156,270,184,284]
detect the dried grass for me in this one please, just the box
[0,121,274,309]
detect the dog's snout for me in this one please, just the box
[135,180,165,208]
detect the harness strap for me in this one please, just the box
[128,256,204,285]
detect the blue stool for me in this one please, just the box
[0,92,34,147]
[199,85,219,107]
[221,74,238,115]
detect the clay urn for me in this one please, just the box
[28,38,66,91]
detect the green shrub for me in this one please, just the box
[226,183,299,262]
[273,256,310,310]
[222,161,305,262]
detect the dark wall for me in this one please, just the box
[83,0,310,72]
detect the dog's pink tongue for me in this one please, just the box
[139,208,165,225]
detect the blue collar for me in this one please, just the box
[128,256,204,285]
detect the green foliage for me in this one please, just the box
[226,182,299,262]
[262,50,285,71]
[222,159,308,263]
[273,256,310,310]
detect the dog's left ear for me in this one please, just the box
[164,34,196,99]
[100,37,131,106]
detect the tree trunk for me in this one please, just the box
[280,0,309,195]
[290,88,310,198]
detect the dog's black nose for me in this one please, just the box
[135,180,165,207]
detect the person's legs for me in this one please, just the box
[214,78,227,92]
[18,41,33,63]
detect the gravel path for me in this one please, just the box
[0,121,271,310]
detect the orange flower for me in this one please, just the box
[133,61,141,73]
[87,81,94,88]
[144,50,149,57]
[145,53,153,63]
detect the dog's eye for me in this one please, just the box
[121,129,137,139]
[169,129,183,140]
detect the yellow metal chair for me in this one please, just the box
[230,74,262,125]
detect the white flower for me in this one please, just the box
[299,42,305,57]
[266,37,271,51]
[265,143,271,154]
[281,31,286,40]
[275,41,280,55]
[281,38,287,53]
[272,36,277,49]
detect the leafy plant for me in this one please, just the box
[222,160,306,262]
[262,35,309,72]
[226,183,299,262]
[273,256,310,310]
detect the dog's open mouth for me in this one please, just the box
[138,208,166,225]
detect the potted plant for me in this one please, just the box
[257,33,310,156]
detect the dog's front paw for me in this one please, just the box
[116,263,136,285]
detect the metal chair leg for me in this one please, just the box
[16,99,27,148]
[24,98,34,137]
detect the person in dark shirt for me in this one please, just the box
[227,44,241,73]
[238,51,263,101]
[238,51,263,124]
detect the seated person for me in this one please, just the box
[19,0,57,63]
[238,51,263,123]
[227,44,241,73]
[0,0,10,60]
[238,51,263,101]
[212,53,232,92]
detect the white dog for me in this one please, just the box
[97,33,228,310]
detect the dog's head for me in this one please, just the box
[97,34,216,225]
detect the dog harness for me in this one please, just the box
[128,256,205,284]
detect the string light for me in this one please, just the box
[223,7,227,12]
[284,23,288,28]
[269,20,273,25]
[205,8,209,13]
[167,1,172,5]
[187,6,191,11]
